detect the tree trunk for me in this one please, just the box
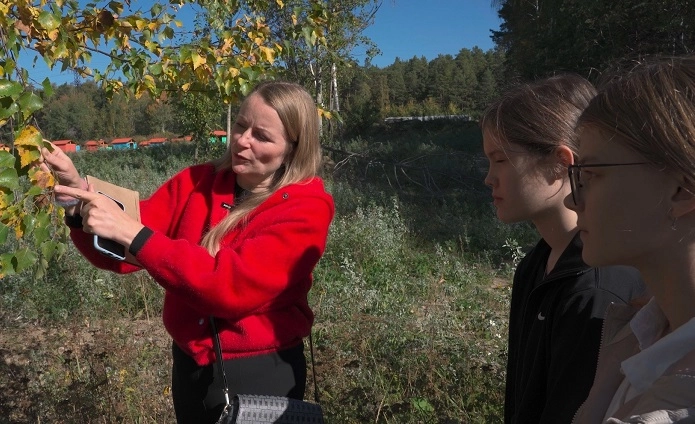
[310,60,324,136]
[329,62,339,136]
[227,102,232,147]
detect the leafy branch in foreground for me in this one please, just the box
[0,0,330,277]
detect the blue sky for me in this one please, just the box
[20,0,502,85]
[360,1,502,67]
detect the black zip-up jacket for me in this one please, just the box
[504,233,645,424]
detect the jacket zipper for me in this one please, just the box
[570,301,619,424]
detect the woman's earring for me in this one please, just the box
[668,208,677,231]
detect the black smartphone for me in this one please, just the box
[92,191,126,261]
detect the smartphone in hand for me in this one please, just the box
[92,191,126,261]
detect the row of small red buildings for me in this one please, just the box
[0,131,228,154]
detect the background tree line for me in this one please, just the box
[493,0,695,81]
[25,46,505,143]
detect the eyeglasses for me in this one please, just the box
[567,162,649,205]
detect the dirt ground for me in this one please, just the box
[0,317,174,423]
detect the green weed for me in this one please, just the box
[1,124,534,422]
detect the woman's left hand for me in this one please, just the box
[54,184,144,247]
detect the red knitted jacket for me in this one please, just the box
[70,164,335,365]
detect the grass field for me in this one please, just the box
[0,121,537,423]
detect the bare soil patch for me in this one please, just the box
[0,317,174,423]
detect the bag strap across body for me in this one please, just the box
[209,316,321,408]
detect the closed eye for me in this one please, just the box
[254,131,270,142]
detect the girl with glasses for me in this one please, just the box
[569,56,695,422]
[481,74,645,424]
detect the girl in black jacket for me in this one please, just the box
[481,74,645,424]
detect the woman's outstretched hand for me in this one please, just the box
[40,143,87,211]
[54,184,144,248]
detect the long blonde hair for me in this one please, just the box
[200,81,322,254]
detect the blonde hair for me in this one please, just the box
[578,55,695,187]
[200,81,321,254]
[480,74,596,164]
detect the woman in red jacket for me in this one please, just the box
[43,81,335,423]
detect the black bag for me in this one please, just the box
[210,317,325,424]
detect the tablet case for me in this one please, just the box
[85,175,141,265]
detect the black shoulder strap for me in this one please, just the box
[209,316,321,404]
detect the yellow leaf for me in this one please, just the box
[30,168,55,189]
[276,0,284,7]
[0,192,9,211]
[19,149,40,169]
[181,82,191,92]
[14,126,43,147]
[191,52,205,70]
[47,28,59,41]
[318,108,332,119]
[259,46,275,63]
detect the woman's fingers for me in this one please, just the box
[53,185,100,203]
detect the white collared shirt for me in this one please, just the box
[604,297,695,419]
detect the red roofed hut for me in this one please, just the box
[210,130,227,144]
[85,139,108,152]
[142,137,168,147]
[53,139,77,153]
[110,137,137,150]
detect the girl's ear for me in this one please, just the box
[545,145,574,182]
[670,178,695,219]
[554,145,575,167]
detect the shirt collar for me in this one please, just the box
[621,297,695,393]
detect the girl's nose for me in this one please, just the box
[484,169,495,188]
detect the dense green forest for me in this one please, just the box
[493,0,695,79]
[22,46,504,144]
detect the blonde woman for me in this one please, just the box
[567,56,695,422]
[43,81,334,423]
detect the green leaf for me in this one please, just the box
[0,167,19,190]
[0,79,23,98]
[108,1,124,16]
[38,11,62,31]
[22,214,36,235]
[151,3,163,16]
[0,97,19,120]
[412,398,435,413]
[35,226,51,246]
[241,67,259,80]
[0,151,15,168]
[0,223,8,244]
[42,78,54,98]
[0,253,16,277]
[149,63,163,75]
[18,92,44,120]
[13,248,37,274]
[40,239,58,259]
[26,185,43,196]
